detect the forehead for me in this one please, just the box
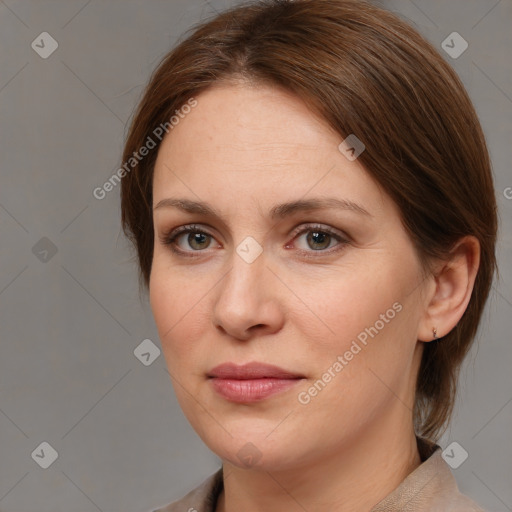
[152,83,388,218]
[156,83,338,167]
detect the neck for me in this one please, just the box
[216,414,421,512]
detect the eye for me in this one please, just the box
[287,223,349,257]
[158,223,350,259]
[159,224,219,256]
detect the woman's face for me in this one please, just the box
[150,82,430,470]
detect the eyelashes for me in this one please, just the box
[160,224,213,254]
[158,223,350,259]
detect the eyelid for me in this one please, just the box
[287,223,350,257]
[288,223,348,243]
[159,222,350,258]
[158,224,220,253]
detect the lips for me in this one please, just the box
[207,362,305,403]
[207,361,304,380]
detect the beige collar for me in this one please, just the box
[152,440,486,512]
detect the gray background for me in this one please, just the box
[0,0,511,511]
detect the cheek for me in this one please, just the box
[293,260,403,352]
[149,260,190,353]
[291,257,418,401]
[149,256,213,370]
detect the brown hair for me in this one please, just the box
[120,0,498,441]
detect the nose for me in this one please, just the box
[212,247,285,341]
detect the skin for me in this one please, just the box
[149,81,480,512]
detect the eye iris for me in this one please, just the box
[188,232,210,250]
[307,231,330,250]
[176,228,336,252]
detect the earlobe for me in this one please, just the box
[417,236,480,343]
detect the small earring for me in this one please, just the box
[432,327,438,340]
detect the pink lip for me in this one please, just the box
[207,362,305,403]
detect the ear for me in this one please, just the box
[417,235,480,342]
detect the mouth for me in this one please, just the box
[207,362,305,403]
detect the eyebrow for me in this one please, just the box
[153,197,372,219]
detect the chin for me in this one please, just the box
[196,424,307,471]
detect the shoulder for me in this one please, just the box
[146,468,223,512]
[372,440,488,512]
[421,448,488,512]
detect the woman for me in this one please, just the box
[120,1,498,510]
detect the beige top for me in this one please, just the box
[149,439,486,512]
